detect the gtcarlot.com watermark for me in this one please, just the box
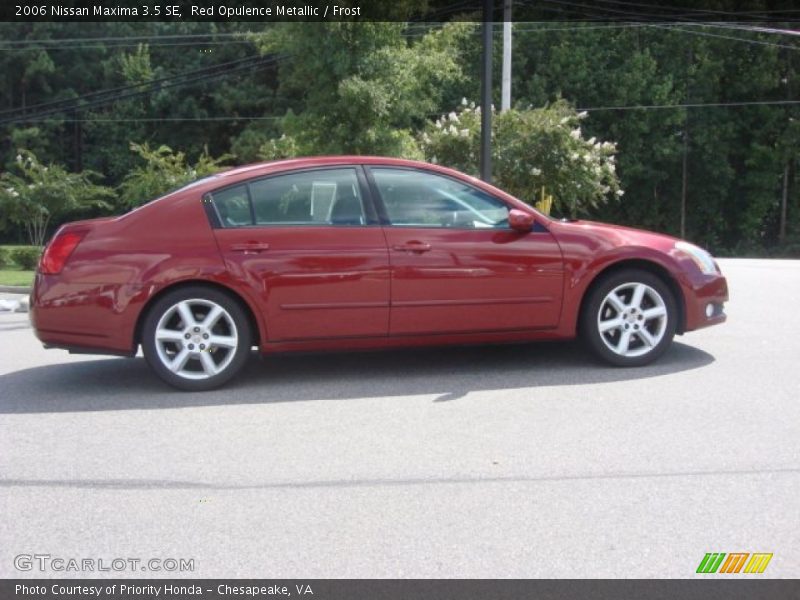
[14,553,195,573]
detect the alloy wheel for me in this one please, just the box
[153,298,239,380]
[596,282,668,358]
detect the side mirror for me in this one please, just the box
[508,209,535,233]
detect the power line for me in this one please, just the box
[577,99,800,111]
[537,0,800,24]
[15,98,800,123]
[0,52,270,117]
[14,20,762,46]
[0,53,279,121]
[12,22,790,47]
[415,21,792,35]
[533,0,700,22]
[585,0,797,20]
[535,0,800,50]
[513,2,618,22]
[0,55,285,125]
[587,0,728,18]
[510,22,702,34]
[497,21,800,35]
[0,31,264,46]
[408,0,477,22]
[0,18,796,49]
[19,116,283,122]
[0,40,257,51]
[649,24,800,51]
[703,24,800,37]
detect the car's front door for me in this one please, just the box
[210,167,390,342]
[366,167,563,336]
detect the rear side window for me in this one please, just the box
[212,184,251,227]
[209,168,367,228]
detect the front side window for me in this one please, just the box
[209,168,367,227]
[370,168,509,229]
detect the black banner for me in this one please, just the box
[3,580,800,600]
[4,0,800,23]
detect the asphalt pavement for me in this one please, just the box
[0,258,797,578]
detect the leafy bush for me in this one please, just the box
[419,100,622,218]
[118,143,231,208]
[10,247,42,270]
[0,247,9,269]
[258,134,301,161]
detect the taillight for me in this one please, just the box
[39,230,87,274]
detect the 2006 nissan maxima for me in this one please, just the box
[30,156,728,390]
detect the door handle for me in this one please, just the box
[230,242,270,253]
[392,242,432,253]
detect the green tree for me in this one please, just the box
[511,22,798,252]
[0,150,114,246]
[255,21,474,157]
[1,21,798,254]
[513,25,685,231]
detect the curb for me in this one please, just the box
[0,285,31,294]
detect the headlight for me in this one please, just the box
[675,241,717,275]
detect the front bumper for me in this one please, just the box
[682,272,729,332]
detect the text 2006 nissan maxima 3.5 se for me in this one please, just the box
[31,156,728,391]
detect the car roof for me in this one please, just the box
[210,156,460,183]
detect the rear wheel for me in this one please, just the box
[141,286,252,391]
[581,269,677,367]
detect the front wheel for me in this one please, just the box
[581,269,677,367]
[141,286,252,391]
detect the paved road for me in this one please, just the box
[1,259,798,578]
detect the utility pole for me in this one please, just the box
[680,46,693,240]
[681,120,689,240]
[501,0,512,111]
[779,47,792,245]
[73,110,82,172]
[480,0,493,183]
[780,166,789,244]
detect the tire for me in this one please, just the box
[141,286,252,391]
[581,269,677,367]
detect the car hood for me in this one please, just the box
[549,218,681,253]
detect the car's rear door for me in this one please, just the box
[210,166,390,341]
[365,166,563,336]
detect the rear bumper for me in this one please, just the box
[30,274,143,355]
[682,272,729,332]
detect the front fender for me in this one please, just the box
[548,220,688,337]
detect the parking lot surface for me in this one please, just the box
[1,259,798,578]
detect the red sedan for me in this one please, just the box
[30,157,728,390]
